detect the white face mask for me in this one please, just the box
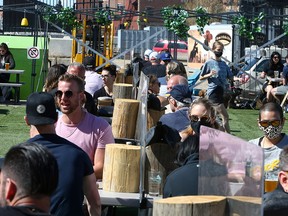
[259,124,283,140]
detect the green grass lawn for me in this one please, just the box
[1,104,288,157]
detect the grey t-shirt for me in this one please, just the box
[249,134,288,179]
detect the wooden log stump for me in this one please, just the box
[153,196,226,216]
[147,109,165,130]
[113,83,133,100]
[227,196,261,216]
[103,144,141,192]
[112,98,139,139]
[145,143,178,194]
[115,70,125,83]
[125,75,133,84]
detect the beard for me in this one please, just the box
[57,99,80,115]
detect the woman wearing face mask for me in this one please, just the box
[199,41,234,133]
[249,102,288,180]
[180,98,219,141]
[164,98,224,198]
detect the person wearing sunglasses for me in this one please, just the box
[264,146,288,216]
[0,42,15,102]
[93,65,117,108]
[159,84,192,132]
[55,74,115,180]
[270,54,288,103]
[180,98,219,140]
[250,102,288,181]
[67,62,97,116]
[260,51,284,102]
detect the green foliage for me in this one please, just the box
[194,6,210,35]
[161,6,189,40]
[232,12,265,41]
[43,7,80,30]
[282,18,288,35]
[95,10,113,26]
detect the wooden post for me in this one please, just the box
[111,98,139,139]
[125,75,133,84]
[113,83,133,100]
[153,196,226,216]
[115,70,125,83]
[227,196,261,216]
[103,144,141,192]
[147,109,165,130]
[145,143,178,194]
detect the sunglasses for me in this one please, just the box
[273,56,279,59]
[190,115,210,123]
[259,120,281,128]
[55,90,73,99]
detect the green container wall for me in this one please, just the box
[0,35,46,100]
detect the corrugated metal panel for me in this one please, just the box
[117,26,169,56]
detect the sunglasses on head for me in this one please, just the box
[259,120,281,128]
[190,115,210,123]
[55,90,73,99]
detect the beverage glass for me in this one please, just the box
[264,180,278,193]
[211,69,218,78]
[5,63,9,70]
[274,71,279,78]
[148,170,162,196]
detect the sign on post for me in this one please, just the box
[27,47,40,59]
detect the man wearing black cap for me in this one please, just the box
[82,56,103,96]
[24,92,101,216]
[159,84,192,132]
[0,142,58,215]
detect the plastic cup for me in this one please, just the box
[148,170,162,196]
[5,63,9,70]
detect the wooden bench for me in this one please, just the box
[0,82,24,103]
[0,69,24,103]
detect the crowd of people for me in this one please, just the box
[1,41,288,215]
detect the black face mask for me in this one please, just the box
[191,121,212,135]
[214,51,223,58]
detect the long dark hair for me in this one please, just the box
[0,42,12,56]
[269,51,282,70]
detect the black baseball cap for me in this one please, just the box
[83,56,96,68]
[26,92,58,126]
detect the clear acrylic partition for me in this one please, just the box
[198,126,264,215]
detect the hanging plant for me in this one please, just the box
[194,6,210,35]
[161,6,189,40]
[95,10,113,26]
[232,12,265,41]
[282,18,288,35]
[43,7,80,30]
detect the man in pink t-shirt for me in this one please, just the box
[55,73,114,179]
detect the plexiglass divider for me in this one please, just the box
[198,126,264,215]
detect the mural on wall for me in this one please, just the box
[188,24,235,69]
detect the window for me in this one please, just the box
[154,42,164,48]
